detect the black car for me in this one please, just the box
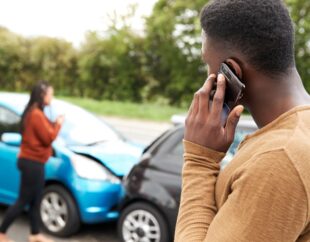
[118,119,257,242]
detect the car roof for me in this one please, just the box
[0,92,30,114]
[0,92,78,116]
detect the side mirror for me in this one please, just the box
[1,133,22,146]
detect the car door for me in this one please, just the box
[0,106,21,205]
[150,128,184,205]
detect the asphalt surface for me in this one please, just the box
[0,117,172,242]
[104,116,171,145]
[0,206,118,242]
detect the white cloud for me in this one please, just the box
[0,0,156,46]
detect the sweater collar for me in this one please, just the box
[239,105,310,147]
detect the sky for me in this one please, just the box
[0,0,157,47]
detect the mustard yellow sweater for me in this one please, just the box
[175,106,310,242]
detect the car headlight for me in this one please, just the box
[71,154,120,183]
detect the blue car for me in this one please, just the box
[0,92,144,237]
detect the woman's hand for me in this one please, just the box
[184,74,244,153]
[56,115,65,126]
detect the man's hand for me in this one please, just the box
[184,74,244,153]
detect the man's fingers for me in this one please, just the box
[198,74,216,115]
[187,92,199,117]
[225,105,244,142]
[187,74,216,124]
[188,97,195,116]
[202,74,216,91]
[211,74,226,121]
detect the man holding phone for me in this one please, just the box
[175,0,310,241]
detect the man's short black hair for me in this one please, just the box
[200,0,295,75]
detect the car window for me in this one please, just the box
[169,128,250,157]
[158,127,183,156]
[44,100,121,146]
[0,106,21,136]
[143,129,170,154]
[170,127,254,170]
[171,140,183,156]
[229,128,252,154]
[151,128,184,174]
[221,127,255,169]
[168,129,249,170]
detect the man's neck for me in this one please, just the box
[246,68,310,128]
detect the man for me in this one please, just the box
[175,0,310,241]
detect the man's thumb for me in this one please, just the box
[226,105,244,141]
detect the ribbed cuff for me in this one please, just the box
[183,139,226,163]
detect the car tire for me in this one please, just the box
[118,202,170,242]
[39,185,81,237]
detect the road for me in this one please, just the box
[0,117,172,242]
[104,116,172,145]
[0,206,118,242]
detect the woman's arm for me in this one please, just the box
[31,109,61,146]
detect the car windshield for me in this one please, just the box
[44,100,121,146]
[221,128,253,169]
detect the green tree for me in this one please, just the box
[144,0,207,106]
[0,0,308,107]
[0,27,27,91]
[287,0,310,91]
[144,0,310,105]
[0,27,78,94]
[28,37,78,95]
[78,7,149,101]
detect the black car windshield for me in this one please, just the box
[221,127,255,168]
[44,100,121,146]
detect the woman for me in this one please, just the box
[0,81,64,242]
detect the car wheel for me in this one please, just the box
[118,202,170,242]
[39,185,80,237]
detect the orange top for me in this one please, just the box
[19,108,61,163]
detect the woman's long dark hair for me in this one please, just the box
[21,81,51,133]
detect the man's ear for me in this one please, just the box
[225,58,243,79]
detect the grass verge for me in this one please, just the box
[59,96,187,122]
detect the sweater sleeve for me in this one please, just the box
[31,109,61,147]
[174,140,225,242]
[175,143,308,242]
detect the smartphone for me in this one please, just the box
[210,62,245,125]
[219,62,245,111]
